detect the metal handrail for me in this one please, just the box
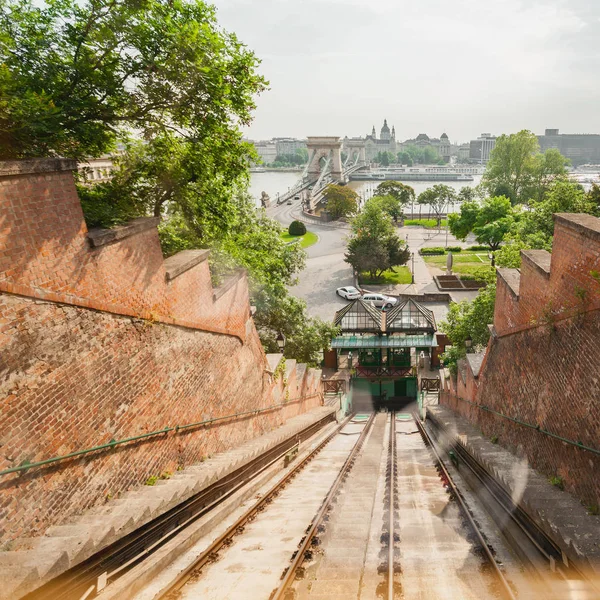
[0,393,322,477]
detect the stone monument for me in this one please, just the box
[446,251,453,275]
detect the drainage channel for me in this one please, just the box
[24,414,336,600]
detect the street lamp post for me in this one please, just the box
[276,332,286,352]
[411,252,415,284]
[465,336,473,354]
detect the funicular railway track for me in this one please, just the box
[156,413,372,600]
[23,414,337,600]
[42,408,597,600]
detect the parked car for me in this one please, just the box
[362,293,398,309]
[336,286,361,300]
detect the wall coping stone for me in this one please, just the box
[554,212,600,242]
[87,217,161,248]
[266,353,284,373]
[466,352,485,378]
[521,249,551,278]
[0,158,77,177]
[497,267,521,298]
[164,249,210,281]
[213,269,245,302]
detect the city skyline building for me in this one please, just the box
[537,129,600,167]
[469,133,497,164]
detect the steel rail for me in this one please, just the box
[154,413,358,599]
[387,412,396,600]
[426,416,597,593]
[413,414,518,600]
[271,413,377,600]
[23,413,335,600]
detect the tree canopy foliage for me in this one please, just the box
[345,201,410,278]
[398,144,444,166]
[0,0,267,160]
[417,184,457,226]
[2,0,340,363]
[448,196,516,251]
[374,181,415,206]
[439,281,496,373]
[323,184,358,219]
[482,130,569,204]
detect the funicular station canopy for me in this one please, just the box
[332,298,437,410]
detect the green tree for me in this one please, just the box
[417,184,456,227]
[375,151,395,166]
[517,180,593,244]
[482,131,539,203]
[482,130,569,204]
[440,283,497,373]
[323,184,359,219]
[448,196,517,251]
[529,148,570,202]
[587,182,600,215]
[374,181,415,206]
[0,0,267,159]
[458,186,477,202]
[345,201,409,278]
[397,151,413,166]
[371,194,403,222]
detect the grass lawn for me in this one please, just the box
[421,251,494,278]
[404,218,448,228]
[280,230,319,248]
[358,266,412,285]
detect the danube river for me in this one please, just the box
[249,170,483,214]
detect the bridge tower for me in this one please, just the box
[342,138,367,164]
[306,136,344,183]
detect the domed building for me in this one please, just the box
[364,119,397,161]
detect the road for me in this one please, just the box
[268,200,353,322]
[266,200,477,323]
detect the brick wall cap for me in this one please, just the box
[0,158,77,177]
[521,249,551,277]
[554,213,600,242]
[497,268,521,298]
[87,217,160,248]
[266,353,284,373]
[213,269,245,302]
[164,249,210,281]
[466,352,485,378]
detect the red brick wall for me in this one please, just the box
[474,314,600,504]
[0,160,323,546]
[0,160,248,340]
[442,213,600,505]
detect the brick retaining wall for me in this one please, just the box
[0,160,322,546]
[441,213,600,506]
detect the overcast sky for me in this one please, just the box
[212,0,600,144]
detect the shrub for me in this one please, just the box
[445,246,462,253]
[419,247,445,255]
[288,220,306,236]
[468,245,489,251]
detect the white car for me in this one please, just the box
[336,286,361,300]
[362,293,398,309]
